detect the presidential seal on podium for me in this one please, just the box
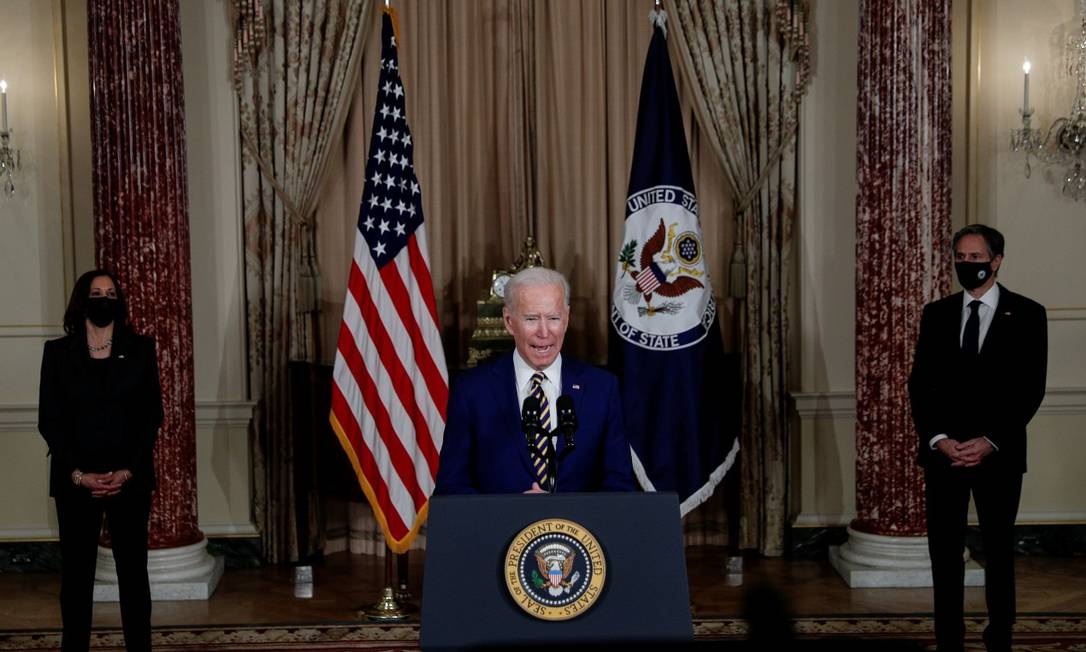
[503,518,606,621]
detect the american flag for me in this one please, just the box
[329,9,448,554]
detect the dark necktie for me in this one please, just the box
[528,372,552,488]
[962,299,982,355]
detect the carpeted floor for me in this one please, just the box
[3,615,1085,651]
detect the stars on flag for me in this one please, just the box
[358,32,425,268]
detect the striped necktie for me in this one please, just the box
[529,372,552,488]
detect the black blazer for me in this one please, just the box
[38,331,164,496]
[908,284,1047,473]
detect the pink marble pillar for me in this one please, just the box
[833,0,953,586]
[88,0,202,552]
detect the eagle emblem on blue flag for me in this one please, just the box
[607,7,738,517]
[612,186,716,351]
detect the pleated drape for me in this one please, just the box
[668,0,810,555]
[232,0,372,563]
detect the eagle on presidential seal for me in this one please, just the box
[618,218,704,316]
[533,547,579,597]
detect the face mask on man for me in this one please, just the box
[85,297,117,328]
[954,261,993,291]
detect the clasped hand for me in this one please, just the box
[936,438,994,468]
[80,470,132,497]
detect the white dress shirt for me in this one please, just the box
[512,350,561,433]
[958,283,1000,350]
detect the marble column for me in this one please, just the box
[830,0,980,588]
[86,0,222,600]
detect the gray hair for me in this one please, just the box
[503,267,571,310]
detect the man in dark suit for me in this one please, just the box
[908,224,1047,652]
[435,267,635,494]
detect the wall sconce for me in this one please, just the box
[0,79,21,199]
[1010,1,1086,202]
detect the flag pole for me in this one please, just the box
[361,551,409,621]
[394,550,413,604]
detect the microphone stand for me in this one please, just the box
[546,432,558,493]
[550,430,577,494]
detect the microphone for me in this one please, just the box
[556,395,577,451]
[522,394,542,431]
[521,393,544,443]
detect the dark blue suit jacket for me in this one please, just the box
[434,352,636,494]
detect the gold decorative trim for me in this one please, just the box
[504,518,606,622]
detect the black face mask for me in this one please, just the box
[955,261,994,291]
[85,297,118,328]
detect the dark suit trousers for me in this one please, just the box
[925,464,1022,651]
[55,488,152,652]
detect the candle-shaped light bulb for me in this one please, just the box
[1022,59,1031,114]
[0,80,8,133]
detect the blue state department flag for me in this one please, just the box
[609,9,739,516]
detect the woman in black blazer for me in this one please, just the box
[38,269,163,652]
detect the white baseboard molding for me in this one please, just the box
[199,522,259,537]
[792,513,855,527]
[792,512,1086,528]
[0,527,59,541]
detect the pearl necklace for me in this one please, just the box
[87,339,112,353]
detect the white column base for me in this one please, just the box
[829,526,985,588]
[93,538,225,601]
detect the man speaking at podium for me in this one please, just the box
[435,267,635,494]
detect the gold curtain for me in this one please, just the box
[233,0,373,563]
[668,0,810,555]
[315,0,737,549]
[318,0,734,365]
